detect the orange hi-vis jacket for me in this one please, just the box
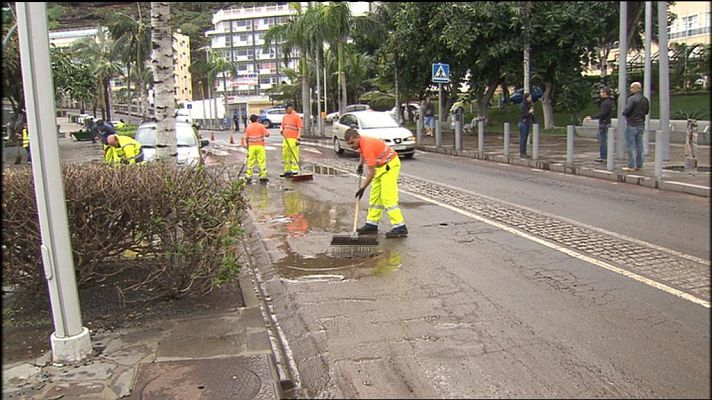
[242,122,269,146]
[359,136,397,167]
[281,112,302,139]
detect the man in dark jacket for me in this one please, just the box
[519,93,534,158]
[621,82,649,171]
[586,87,615,162]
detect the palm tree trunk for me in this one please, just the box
[315,47,322,136]
[338,44,347,114]
[126,61,133,120]
[104,78,112,121]
[301,55,311,137]
[222,72,229,129]
[151,1,176,160]
[523,1,532,95]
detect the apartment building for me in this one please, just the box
[173,30,193,103]
[205,3,301,107]
[587,1,710,77]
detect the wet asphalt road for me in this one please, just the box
[222,133,710,399]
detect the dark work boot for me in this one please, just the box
[356,223,378,234]
[385,225,408,238]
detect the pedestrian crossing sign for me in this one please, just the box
[432,63,450,83]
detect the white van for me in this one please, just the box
[175,109,193,125]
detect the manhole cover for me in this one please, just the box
[133,356,276,400]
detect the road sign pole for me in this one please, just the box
[436,82,442,148]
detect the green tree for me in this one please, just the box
[72,27,121,121]
[108,5,151,119]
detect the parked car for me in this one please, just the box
[507,86,543,104]
[325,104,371,124]
[175,109,193,125]
[258,107,305,128]
[134,121,208,166]
[387,102,420,123]
[332,111,416,159]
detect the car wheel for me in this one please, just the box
[333,137,344,155]
[401,153,414,159]
[263,120,272,129]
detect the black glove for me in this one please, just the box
[295,139,300,146]
[355,187,365,199]
[356,163,363,175]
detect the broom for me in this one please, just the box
[281,132,313,182]
[330,171,379,257]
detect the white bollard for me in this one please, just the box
[503,122,510,157]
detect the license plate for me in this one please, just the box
[394,145,406,151]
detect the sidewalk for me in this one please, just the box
[2,275,280,400]
[303,128,710,198]
[416,129,710,197]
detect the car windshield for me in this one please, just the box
[134,125,197,147]
[357,112,400,129]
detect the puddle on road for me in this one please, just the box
[243,180,404,282]
[275,247,402,282]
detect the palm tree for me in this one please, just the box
[264,5,313,136]
[150,1,176,160]
[318,3,351,115]
[72,27,121,121]
[108,5,151,120]
[209,53,237,128]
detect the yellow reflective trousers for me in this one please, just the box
[246,145,267,179]
[282,137,299,174]
[366,156,405,228]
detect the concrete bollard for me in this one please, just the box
[607,126,615,171]
[503,122,510,157]
[478,120,484,155]
[654,129,663,179]
[532,123,540,160]
[455,118,463,152]
[566,125,574,164]
[416,118,422,144]
[684,119,698,171]
[643,129,650,156]
[435,119,441,148]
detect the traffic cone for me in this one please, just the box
[229,133,235,144]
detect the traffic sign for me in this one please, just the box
[432,63,450,83]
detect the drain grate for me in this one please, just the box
[311,164,342,175]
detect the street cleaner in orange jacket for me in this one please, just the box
[345,128,408,238]
[241,114,270,183]
[280,103,303,177]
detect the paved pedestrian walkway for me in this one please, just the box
[413,128,709,197]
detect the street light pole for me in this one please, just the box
[617,1,628,161]
[16,1,92,364]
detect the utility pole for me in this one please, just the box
[643,1,652,156]
[616,1,628,161]
[16,1,92,364]
[658,1,671,160]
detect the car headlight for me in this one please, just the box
[405,136,415,142]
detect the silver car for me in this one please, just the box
[332,111,416,159]
[134,121,208,166]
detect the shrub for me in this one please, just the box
[2,163,247,302]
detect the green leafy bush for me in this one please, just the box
[2,163,247,302]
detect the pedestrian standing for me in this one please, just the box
[585,87,615,162]
[519,93,535,158]
[279,104,303,178]
[346,129,408,238]
[621,82,650,171]
[241,114,270,184]
[423,98,435,137]
[241,107,248,129]
[233,109,240,131]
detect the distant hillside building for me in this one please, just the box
[205,3,300,111]
[49,26,193,104]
